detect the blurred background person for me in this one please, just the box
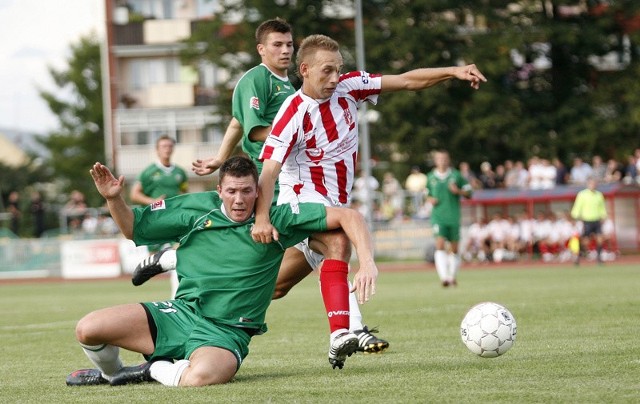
[405,166,427,218]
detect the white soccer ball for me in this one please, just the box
[460,302,517,358]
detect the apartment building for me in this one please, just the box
[103,0,225,192]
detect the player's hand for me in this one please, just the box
[192,157,222,176]
[449,182,460,194]
[251,219,279,243]
[457,64,487,90]
[153,195,166,202]
[90,162,125,200]
[350,260,378,304]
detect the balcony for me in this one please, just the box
[115,105,220,133]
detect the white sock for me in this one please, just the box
[80,343,123,378]
[330,328,350,342]
[149,359,190,387]
[348,281,364,331]
[160,249,177,271]
[434,250,448,281]
[447,253,460,282]
[170,270,179,299]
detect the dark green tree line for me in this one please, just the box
[184,0,640,176]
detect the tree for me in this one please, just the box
[38,34,104,207]
[183,0,640,176]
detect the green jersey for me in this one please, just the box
[426,168,471,226]
[132,192,327,334]
[232,64,295,171]
[136,163,188,200]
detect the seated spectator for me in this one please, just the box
[478,161,497,189]
[553,158,569,185]
[591,155,606,182]
[462,218,490,262]
[623,155,638,184]
[405,166,428,216]
[459,161,482,190]
[494,164,506,188]
[569,157,593,185]
[604,159,623,183]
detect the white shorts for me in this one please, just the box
[278,184,344,271]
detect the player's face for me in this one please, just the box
[156,139,174,161]
[300,49,343,100]
[217,175,258,222]
[258,32,293,76]
[434,152,450,171]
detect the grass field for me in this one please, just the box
[2,262,639,403]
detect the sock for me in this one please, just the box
[434,250,448,282]
[448,253,460,282]
[170,269,179,299]
[348,281,364,331]
[160,249,177,271]
[319,259,350,333]
[149,359,190,386]
[80,343,123,377]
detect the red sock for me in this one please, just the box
[319,259,350,333]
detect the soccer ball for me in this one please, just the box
[460,302,517,358]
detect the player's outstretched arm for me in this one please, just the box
[192,118,244,176]
[325,206,378,304]
[90,162,134,239]
[381,64,487,92]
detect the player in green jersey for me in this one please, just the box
[130,134,188,297]
[66,156,378,387]
[171,19,389,354]
[130,135,188,205]
[425,150,473,287]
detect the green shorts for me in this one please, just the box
[431,223,461,242]
[141,300,252,370]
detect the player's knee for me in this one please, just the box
[322,234,351,261]
[180,365,235,386]
[75,315,98,344]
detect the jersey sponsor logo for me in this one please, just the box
[305,148,325,164]
[250,96,260,110]
[327,310,350,317]
[203,219,213,228]
[360,71,370,84]
[150,200,166,211]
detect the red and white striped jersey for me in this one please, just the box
[260,71,382,206]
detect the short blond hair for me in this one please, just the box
[295,34,340,77]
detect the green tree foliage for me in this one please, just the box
[185,1,640,173]
[38,34,104,207]
[182,0,357,121]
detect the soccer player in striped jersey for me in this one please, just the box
[137,20,386,367]
[253,34,485,346]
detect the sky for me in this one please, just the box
[0,0,104,134]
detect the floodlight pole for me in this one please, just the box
[355,0,373,225]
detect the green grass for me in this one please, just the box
[2,263,639,403]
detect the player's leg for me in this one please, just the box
[311,230,389,358]
[432,224,449,286]
[131,247,177,286]
[67,304,154,386]
[272,247,314,299]
[160,347,237,386]
[447,225,461,286]
[142,320,248,386]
